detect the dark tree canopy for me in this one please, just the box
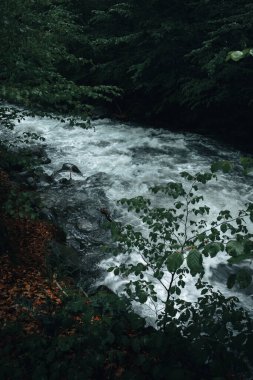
[0,0,120,115]
[0,0,252,142]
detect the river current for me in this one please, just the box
[6,116,253,321]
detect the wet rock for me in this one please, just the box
[52,163,82,180]
[40,156,51,165]
[99,207,113,222]
[61,163,82,174]
[12,171,36,188]
[37,173,54,185]
[27,177,36,186]
[23,146,50,165]
[29,146,45,158]
[84,172,112,188]
[13,168,53,188]
[38,182,112,289]
[48,241,81,278]
[94,285,116,295]
[39,207,57,224]
[54,227,67,243]
[77,220,94,232]
[59,178,72,186]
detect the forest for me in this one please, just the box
[0,1,253,379]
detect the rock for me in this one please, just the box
[59,178,72,186]
[21,146,51,165]
[95,285,116,295]
[39,208,57,224]
[38,182,112,289]
[54,227,67,243]
[27,177,36,186]
[77,220,94,232]
[47,241,81,278]
[40,157,51,165]
[12,171,37,188]
[52,163,82,179]
[38,173,54,185]
[28,146,45,158]
[99,207,113,222]
[84,172,112,187]
[61,163,82,174]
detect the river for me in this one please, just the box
[5,115,253,321]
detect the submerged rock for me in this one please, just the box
[60,163,82,174]
[13,167,54,188]
[59,178,73,186]
[84,172,112,188]
[210,262,253,296]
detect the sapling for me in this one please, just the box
[108,170,253,329]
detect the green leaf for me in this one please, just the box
[228,253,253,264]
[243,239,253,254]
[240,157,253,175]
[211,160,233,173]
[187,249,203,276]
[151,182,186,198]
[166,252,183,273]
[202,242,222,257]
[228,50,244,62]
[220,223,228,233]
[226,240,244,257]
[175,286,181,295]
[110,222,121,241]
[138,293,148,304]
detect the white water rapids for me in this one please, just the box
[6,116,253,321]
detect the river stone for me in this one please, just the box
[84,172,112,187]
[40,156,51,165]
[12,171,36,188]
[77,220,94,232]
[39,207,57,224]
[38,179,111,289]
[25,145,51,164]
[37,173,54,185]
[93,285,116,295]
[61,163,81,174]
[59,177,72,186]
[27,176,36,186]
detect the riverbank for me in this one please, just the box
[1,121,253,379]
[0,147,153,379]
[0,161,191,380]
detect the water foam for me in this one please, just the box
[9,115,253,319]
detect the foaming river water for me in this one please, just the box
[6,116,253,320]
